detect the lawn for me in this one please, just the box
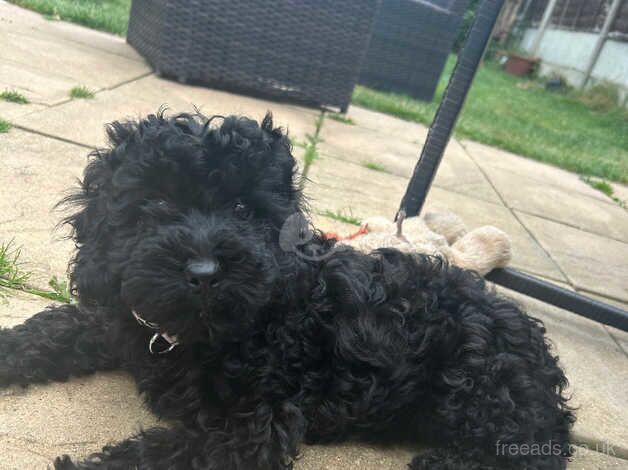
[353,58,628,183]
[9,0,131,36]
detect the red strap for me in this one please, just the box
[323,224,369,241]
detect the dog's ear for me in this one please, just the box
[259,112,305,218]
[60,147,117,306]
[63,115,152,245]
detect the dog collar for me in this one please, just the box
[131,310,180,354]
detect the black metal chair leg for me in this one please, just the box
[397,0,506,219]
[486,268,628,331]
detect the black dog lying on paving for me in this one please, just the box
[0,111,574,469]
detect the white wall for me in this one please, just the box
[521,27,628,103]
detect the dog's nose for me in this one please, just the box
[185,259,220,290]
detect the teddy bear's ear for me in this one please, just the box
[449,226,512,276]
[423,212,468,245]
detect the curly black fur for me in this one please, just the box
[0,111,574,469]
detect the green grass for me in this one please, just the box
[0,242,30,297]
[363,161,387,172]
[327,112,355,125]
[321,210,362,226]
[8,0,131,36]
[0,241,73,303]
[0,90,29,104]
[0,119,10,133]
[299,112,325,187]
[580,176,614,197]
[70,85,95,99]
[352,57,628,183]
[35,276,73,303]
[580,176,626,208]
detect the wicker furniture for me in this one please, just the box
[127,0,380,111]
[360,0,470,101]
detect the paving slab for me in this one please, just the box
[0,27,149,106]
[0,291,51,328]
[303,153,406,221]
[423,187,567,281]
[0,58,77,107]
[566,446,628,469]
[0,372,160,469]
[20,17,143,62]
[598,297,628,356]
[11,75,199,148]
[297,443,417,470]
[13,75,318,148]
[317,122,421,177]
[345,105,429,143]
[608,323,628,358]
[0,295,159,470]
[528,281,628,359]
[318,118,501,205]
[0,100,47,121]
[579,294,628,357]
[0,1,146,109]
[516,212,628,303]
[462,139,615,203]
[299,444,628,470]
[610,182,628,208]
[462,137,628,243]
[432,140,505,205]
[473,164,628,243]
[0,0,46,29]
[495,287,628,459]
[0,227,73,292]
[0,129,84,287]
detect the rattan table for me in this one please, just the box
[127,0,380,111]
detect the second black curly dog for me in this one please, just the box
[0,111,574,469]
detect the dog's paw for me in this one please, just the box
[53,455,79,470]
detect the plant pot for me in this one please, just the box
[504,54,538,77]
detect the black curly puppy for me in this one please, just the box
[0,111,574,470]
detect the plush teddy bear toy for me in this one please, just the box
[330,212,511,276]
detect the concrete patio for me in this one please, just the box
[1,2,627,468]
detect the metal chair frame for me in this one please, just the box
[397,0,628,331]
